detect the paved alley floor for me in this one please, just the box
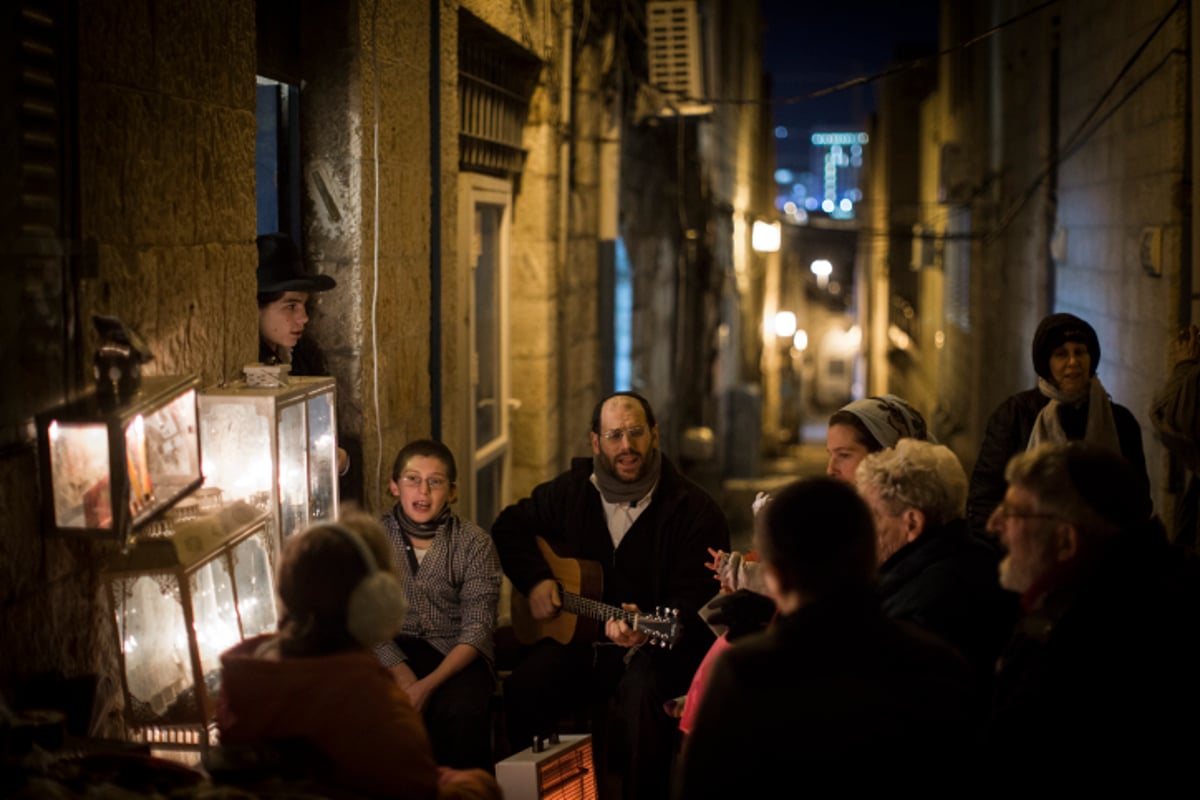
[718,423,829,552]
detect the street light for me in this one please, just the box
[773,310,797,339]
[810,258,832,289]
[752,220,781,253]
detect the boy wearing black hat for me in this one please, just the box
[256,233,351,481]
[256,232,337,375]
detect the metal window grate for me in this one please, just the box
[458,37,535,178]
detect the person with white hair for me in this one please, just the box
[985,442,1200,787]
[856,439,1018,724]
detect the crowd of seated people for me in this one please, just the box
[201,312,1200,798]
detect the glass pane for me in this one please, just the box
[113,574,192,725]
[135,389,202,525]
[190,558,242,708]
[277,402,308,542]
[475,456,502,531]
[47,421,111,529]
[307,393,336,523]
[200,397,273,509]
[474,204,502,446]
[232,530,279,638]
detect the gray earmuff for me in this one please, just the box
[325,523,408,646]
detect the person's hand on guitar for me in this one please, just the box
[529,578,563,620]
[606,603,650,648]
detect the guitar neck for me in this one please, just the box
[561,591,637,627]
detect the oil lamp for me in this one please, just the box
[101,500,277,755]
[197,365,339,555]
[35,317,203,544]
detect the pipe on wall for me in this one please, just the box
[430,0,443,439]
[556,0,573,467]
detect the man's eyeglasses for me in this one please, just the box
[992,501,1060,523]
[599,426,647,442]
[399,474,450,491]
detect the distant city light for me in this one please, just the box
[805,197,819,210]
[793,329,808,351]
[783,201,797,215]
[821,199,835,213]
[774,168,795,184]
[810,132,869,145]
[839,199,852,212]
[775,126,789,139]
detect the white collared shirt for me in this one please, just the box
[590,473,657,549]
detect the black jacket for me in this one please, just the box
[491,454,731,689]
[677,588,972,798]
[258,335,328,377]
[967,388,1147,538]
[878,518,1019,723]
[987,521,1200,787]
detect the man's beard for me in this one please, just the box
[600,449,646,482]
[998,554,1035,594]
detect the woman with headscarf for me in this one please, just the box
[677,394,932,738]
[967,312,1148,539]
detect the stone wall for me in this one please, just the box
[0,0,259,721]
[905,0,1186,514]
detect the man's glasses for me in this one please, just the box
[399,474,450,491]
[599,425,647,442]
[992,501,1059,523]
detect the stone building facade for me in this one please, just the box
[861,0,1190,521]
[0,0,774,732]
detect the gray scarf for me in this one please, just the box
[592,447,662,506]
[1027,376,1121,454]
[393,504,452,541]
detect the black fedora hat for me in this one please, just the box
[257,233,337,294]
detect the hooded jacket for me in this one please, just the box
[216,635,497,800]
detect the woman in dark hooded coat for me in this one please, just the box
[967,312,1148,539]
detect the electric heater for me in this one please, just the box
[495,733,598,800]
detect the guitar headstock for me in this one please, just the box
[633,607,682,649]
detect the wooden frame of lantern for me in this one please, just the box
[197,372,339,557]
[35,374,204,544]
[101,502,277,755]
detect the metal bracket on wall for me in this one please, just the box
[1140,226,1163,277]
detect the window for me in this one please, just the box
[460,174,512,526]
[255,77,300,237]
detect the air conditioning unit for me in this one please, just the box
[495,733,598,800]
[938,142,970,205]
[646,0,711,117]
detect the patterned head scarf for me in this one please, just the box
[839,394,934,449]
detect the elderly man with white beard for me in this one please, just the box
[984,441,1200,789]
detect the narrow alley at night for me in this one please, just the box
[3,0,1200,796]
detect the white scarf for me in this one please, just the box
[1026,376,1121,454]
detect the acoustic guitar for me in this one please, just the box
[510,536,682,649]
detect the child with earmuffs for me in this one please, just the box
[214,513,500,800]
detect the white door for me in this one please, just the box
[460,174,512,527]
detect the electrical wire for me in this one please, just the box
[987,0,1185,243]
[630,0,1061,110]
[370,0,383,500]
